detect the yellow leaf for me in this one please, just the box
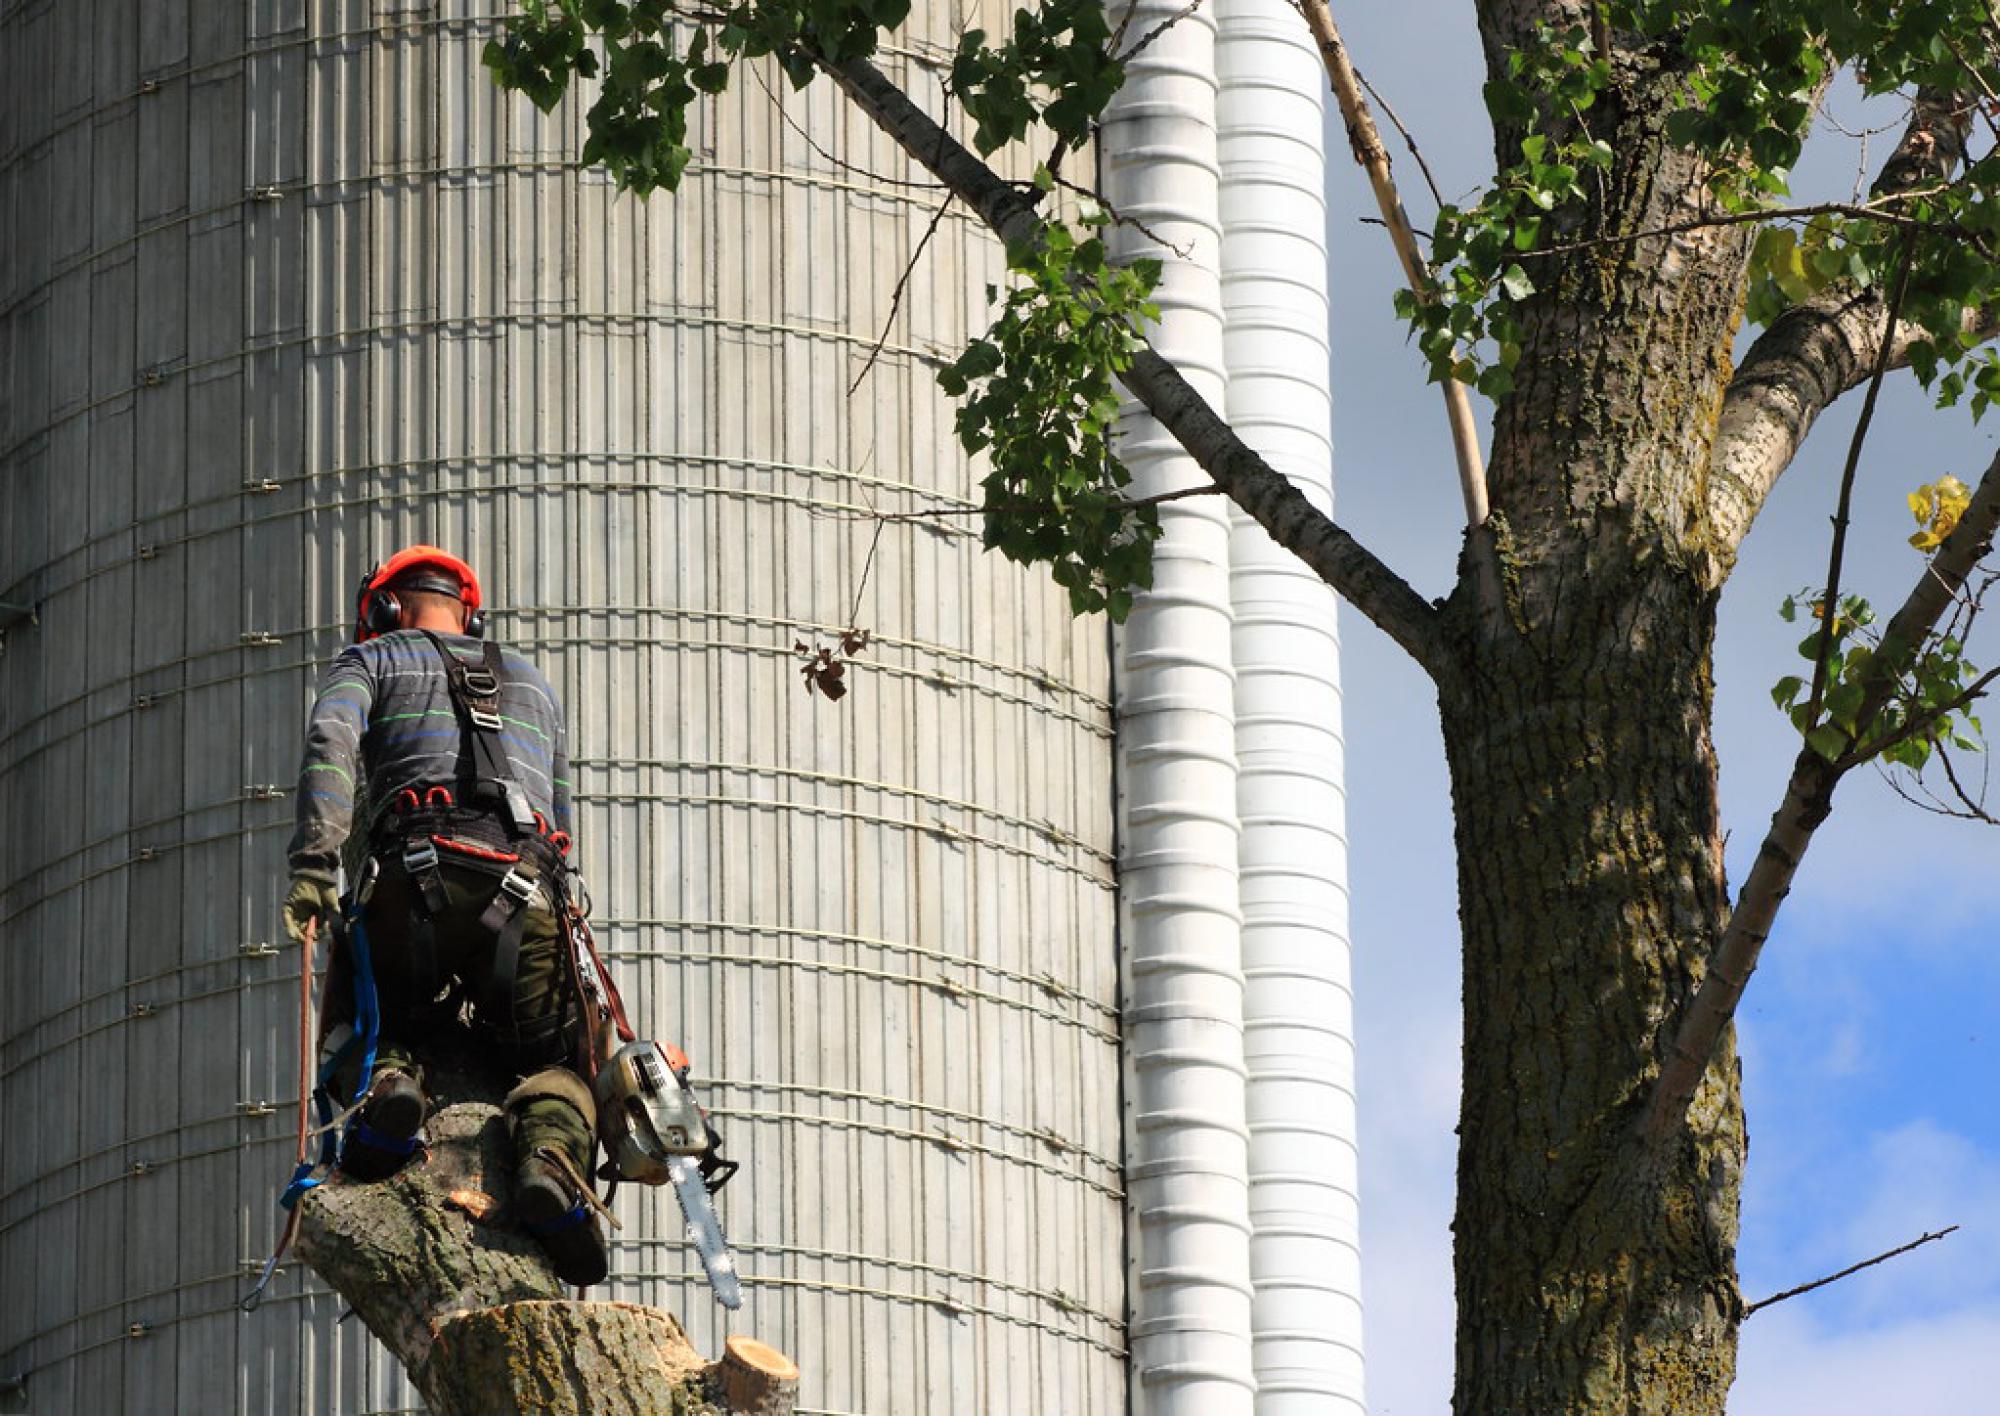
[1908,475,1972,553]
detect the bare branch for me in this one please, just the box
[814,48,1455,680]
[850,192,955,394]
[1641,447,2000,1142]
[1803,243,1915,729]
[1352,66,1445,210]
[1044,171,1194,258]
[1935,740,1999,822]
[1517,193,1980,264]
[1116,0,1206,65]
[1744,1227,1959,1317]
[1293,0,1489,531]
[817,482,1228,525]
[750,65,947,191]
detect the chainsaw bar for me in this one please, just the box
[670,1156,743,1309]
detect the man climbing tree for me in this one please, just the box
[282,545,609,1287]
[480,1,2000,1410]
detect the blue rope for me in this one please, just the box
[276,908,383,1211]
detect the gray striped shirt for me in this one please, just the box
[288,630,572,883]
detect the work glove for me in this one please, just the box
[282,875,340,946]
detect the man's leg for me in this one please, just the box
[476,905,609,1286]
[324,883,433,1180]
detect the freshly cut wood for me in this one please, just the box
[718,1335,801,1415]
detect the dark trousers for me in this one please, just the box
[322,858,595,1170]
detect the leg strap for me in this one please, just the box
[400,836,451,915]
[478,866,540,1021]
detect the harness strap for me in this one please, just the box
[349,1120,421,1157]
[400,835,451,915]
[481,877,539,1026]
[422,630,538,836]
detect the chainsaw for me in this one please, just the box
[593,1036,743,1310]
[561,897,744,1309]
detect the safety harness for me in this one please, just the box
[375,631,572,1045]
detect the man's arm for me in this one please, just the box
[287,645,375,883]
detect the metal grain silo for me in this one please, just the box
[1,2,1124,1411]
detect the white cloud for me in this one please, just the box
[1733,1303,2000,1415]
[1736,1120,2000,1412]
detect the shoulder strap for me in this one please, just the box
[421,631,537,835]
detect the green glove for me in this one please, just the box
[282,876,340,945]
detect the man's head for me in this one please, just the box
[353,546,485,642]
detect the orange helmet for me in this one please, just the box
[353,545,484,642]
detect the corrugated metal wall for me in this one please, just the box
[0,2,1124,1411]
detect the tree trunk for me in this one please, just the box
[293,1049,797,1415]
[1439,603,1744,1413]
[1439,17,1759,1411]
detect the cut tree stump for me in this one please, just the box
[289,1047,797,1414]
[718,1335,802,1415]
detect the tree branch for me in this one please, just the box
[1743,1226,1959,1317]
[850,191,955,394]
[814,50,1455,681]
[1641,447,2000,1142]
[1294,0,1489,530]
[1840,665,2000,772]
[1803,243,1914,729]
[1706,86,1985,571]
[1352,65,1445,210]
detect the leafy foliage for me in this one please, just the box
[483,0,918,193]
[1403,1,2000,413]
[950,2,1122,155]
[940,211,1162,620]
[487,0,1155,612]
[1772,589,1986,768]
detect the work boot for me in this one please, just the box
[338,1068,427,1182]
[514,1149,609,1288]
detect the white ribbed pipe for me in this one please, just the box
[1218,1,1365,1410]
[1101,2,1254,1411]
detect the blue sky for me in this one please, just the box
[1316,7,2000,1410]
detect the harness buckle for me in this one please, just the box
[461,668,501,698]
[497,866,538,908]
[469,706,503,733]
[401,838,441,877]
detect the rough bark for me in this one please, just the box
[1436,17,1757,1411]
[293,1050,795,1415]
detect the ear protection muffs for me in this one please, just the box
[353,547,487,643]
